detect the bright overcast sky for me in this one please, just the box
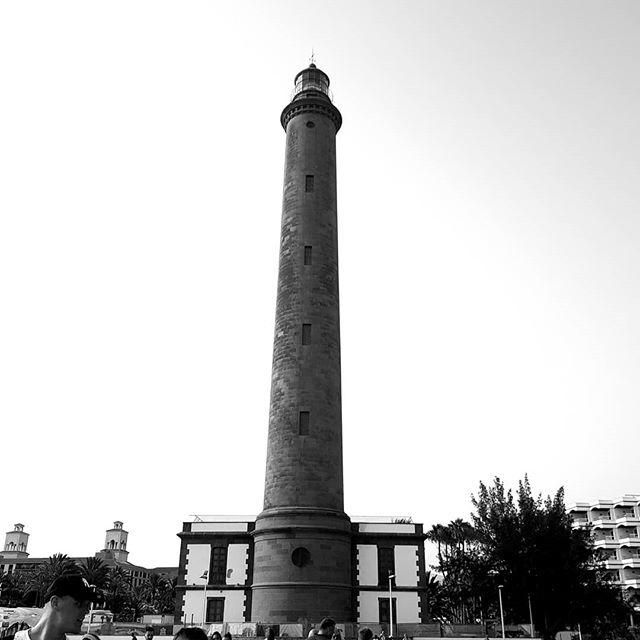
[1,1,639,569]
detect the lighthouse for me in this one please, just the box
[175,64,429,633]
[251,63,351,622]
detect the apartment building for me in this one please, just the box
[568,495,640,592]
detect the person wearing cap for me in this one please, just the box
[13,575,100,640]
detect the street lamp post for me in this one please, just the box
[388,572,396,639]
[527,594,534,638]
[498,585,505,640]
[87,601,94,634]
[200,571,209,629]
[86,584,97,634]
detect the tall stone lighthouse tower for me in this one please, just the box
[251,63,351,622]
[174,64,428,632]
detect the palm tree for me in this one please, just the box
[105,566,132,615]
[141,573,166,613]
[26,554,79,606]
[426,524,447,569]
[157,577,177,614]
[125,587,149,622]
[80,557,109,591]
[424,571,447,623]
[0,571,29,607]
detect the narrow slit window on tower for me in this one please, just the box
[299,411,310,435]
[304,246,312,265]
[302,324,311,345]
[305,175,314,192]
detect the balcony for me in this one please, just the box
[618,534,640,544]
[614,513,639,523]
[591,519,615,527]
[621,558,640,568]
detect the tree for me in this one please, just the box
[423,571,448,623]
[158,577,177,615]
[427,476,632,637]
[426,519,484,623]
[471,476,630,640]
[104,566,132,616]
[25,554,80,607]
[0,571,29,607]
[80,557,109,591]
[141,573,176,615]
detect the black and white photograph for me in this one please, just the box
[1,2,639,640]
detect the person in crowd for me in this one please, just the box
[173,629,208,640]
[13,575,100,640]
[145,627,155,640]
[223,633,232,640]
[82,633,101,640]
[358,629,373,640]
[308,618,336,639]
[210,632,222,640]
[265,627,276,640]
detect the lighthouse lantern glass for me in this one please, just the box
[293,68,333,101]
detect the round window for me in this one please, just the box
[291,547,311,567]
[306,121,316,128]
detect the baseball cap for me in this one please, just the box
[45,575,101,602]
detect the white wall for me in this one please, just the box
[191,522,250,533]
[185,544,211,584]
[182,590,246,624]
[394,545,418,587]
[357,544,378,586]
[357,591,420,624]
[358,524,416,534]
[226,544,249,585]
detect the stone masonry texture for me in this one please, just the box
[263,111,343,512]
[251,66,352,623]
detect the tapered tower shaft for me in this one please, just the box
[251,64,352,623]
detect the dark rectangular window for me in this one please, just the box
[302,324,311,345]
[206,597,225,623]
[304,246,312,265]
[378,597,397,625]
[378,547,395,587]
[299,411,310,435]
[209,546,227,584]
[305,175,314,192]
